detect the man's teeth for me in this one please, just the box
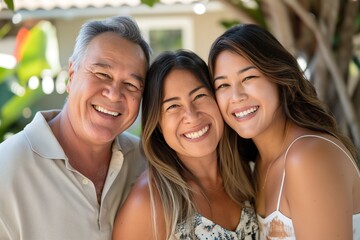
[234,107,258,118]
[184,125,209,139]
[94,105,120,117]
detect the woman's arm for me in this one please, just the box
[286,137,354,240]
[113,172,167,240]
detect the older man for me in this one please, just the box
[0,16,151,240]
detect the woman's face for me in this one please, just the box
[159,69,224,161]
[213,50,281,140]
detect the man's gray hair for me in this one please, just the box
[69,16,151,71]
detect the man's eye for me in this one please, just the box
[96,72,111,79]
[124,82,142,92]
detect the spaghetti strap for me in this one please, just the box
[276,134,360,211]
[275,135,304,211]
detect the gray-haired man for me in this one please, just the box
[0,16,151,240]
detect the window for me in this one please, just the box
[137,17,193,61]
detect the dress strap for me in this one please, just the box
[275,135,304,211]
[275,134,360,211]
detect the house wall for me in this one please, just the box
[51,5,236,68]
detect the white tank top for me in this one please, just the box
[257,135,360,240]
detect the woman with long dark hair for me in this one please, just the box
[208,24,360,239]
[113,49,258,239]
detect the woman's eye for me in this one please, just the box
[243,76,256,82]
[215,83,229,90]
[166,104,179,111]
[194,93,206,100]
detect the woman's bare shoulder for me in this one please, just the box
[284,133,353,172]
[113,171,153,240]
[283,133,357,239]
[130,171,151,199]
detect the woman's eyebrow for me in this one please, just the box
[214,65,255,82]
[237,65,256,74]
[162,86,204,105]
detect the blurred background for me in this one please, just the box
[0,0,360,152]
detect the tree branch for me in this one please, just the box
[282,0,360,147]
[217,0,258,24]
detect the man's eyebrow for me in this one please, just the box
[91,63,145,84]
[214,65,256,82]
[91,62,111,69]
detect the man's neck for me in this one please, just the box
[48,111,112,200]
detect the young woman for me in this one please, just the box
[208,24,360,239]
[112,50,258,239]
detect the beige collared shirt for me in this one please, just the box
[0,110,146,240]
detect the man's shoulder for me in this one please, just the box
[0,110,63,163]
[116,132,146,168]
[117,132,141,151]
[119,131,140,142]
[0,131,31,182]
[0,130,28,156]
[0,112,43,155]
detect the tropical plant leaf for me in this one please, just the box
[141,0,159,7]
[4,0,14,11]
[0,21,60,141]
[0,86,43,137]
[0,67,14,85]
[16,21,60,86]
[0,22,12,39]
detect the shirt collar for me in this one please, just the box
[24,110,67,160]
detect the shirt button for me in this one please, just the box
[82,178,89,185]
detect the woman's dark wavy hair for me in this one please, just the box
[208,23,357,161]
[142,49,255,238]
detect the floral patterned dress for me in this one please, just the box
[173,201,259,240]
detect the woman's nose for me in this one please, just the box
[231,84,247,102]
[182,105,199,123]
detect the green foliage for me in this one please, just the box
[141,0,159,7]
[0,21,60,141]
[0,87,43,136]
[4,0,14,11]
[220,20,240,29]
[356,14,360,32]
[0,22,11,39]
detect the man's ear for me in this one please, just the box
[67,62,75,93]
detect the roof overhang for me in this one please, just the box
[0,0,223,20]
